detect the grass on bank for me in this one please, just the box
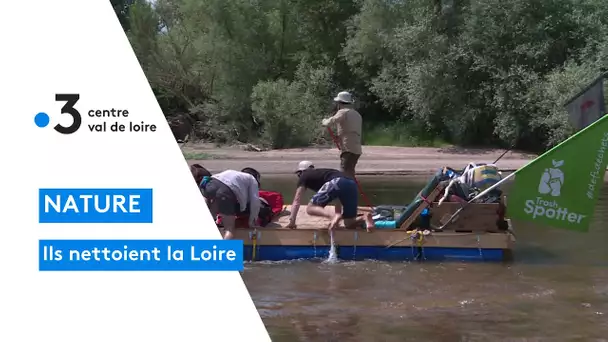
[182,152,215,160]
[181,123,450,158]
[362,123,450,148]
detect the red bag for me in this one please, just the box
[217,190,284,228]
[259,190,284,217]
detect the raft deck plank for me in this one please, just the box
[263,205,369,230]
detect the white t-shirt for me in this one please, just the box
[212,170,260,223]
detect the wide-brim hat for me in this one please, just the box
[333,91,353,104]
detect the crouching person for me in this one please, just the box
[237,167,285,227]
[200,169,261,240]
[287,161,375,231]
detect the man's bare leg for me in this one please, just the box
[343,213,375,232]
[328,213,342,230]
[329,213,375,232]
[334,202,342,216]
[306,205,334,220]
[363,213,375,232]
[222,215,236,240]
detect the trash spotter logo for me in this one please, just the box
[34,94,158,135]
[538,160,564,197]
[523,160,586,224]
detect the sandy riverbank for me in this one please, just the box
[182,143,537,175]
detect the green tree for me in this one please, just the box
[119,0,608,151]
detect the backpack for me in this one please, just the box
[457,162,503,202]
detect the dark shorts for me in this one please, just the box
[340,151,360,176]
[202,179,239,216]
[310,177,358,219]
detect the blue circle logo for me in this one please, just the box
[34,112,50,128]
[33,94,83,134]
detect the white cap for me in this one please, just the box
[295,160,314,173]
[333,91,353,104]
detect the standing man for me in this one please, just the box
[200,169,261,240]
[286,161,375,232]
[321,91,362,179]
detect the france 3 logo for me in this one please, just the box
[34,94,82,134]
[34,94,156,134]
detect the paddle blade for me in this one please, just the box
[508,114,608,232]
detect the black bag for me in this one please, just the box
[257,198,273,227]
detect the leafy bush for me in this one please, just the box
[251,62,334,148]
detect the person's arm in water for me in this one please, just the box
[248,176,261,227]
[288,186,306,228]
[321,109,345,127]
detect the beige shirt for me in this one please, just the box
[325,108,362,155]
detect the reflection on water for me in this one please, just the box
[243,175,608,341]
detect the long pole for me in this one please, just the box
[492,148,511,164]
[327,127,375,209]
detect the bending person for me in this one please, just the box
[200,169,261,239]
[287,161,374,231]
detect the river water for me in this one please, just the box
[242,175,608,341]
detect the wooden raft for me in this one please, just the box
[228,205,514,249]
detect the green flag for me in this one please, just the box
[508,114,608,231]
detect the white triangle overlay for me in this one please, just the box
[0,1,270,341]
